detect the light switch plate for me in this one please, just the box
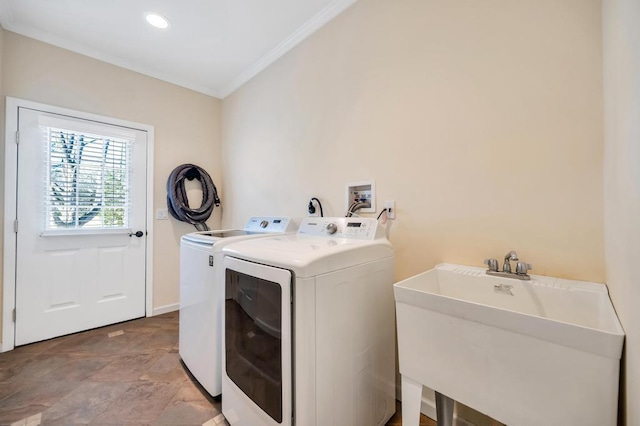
[156,208,169,220]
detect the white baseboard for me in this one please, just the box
[152,303,179,316]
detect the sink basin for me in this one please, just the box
[394,263,624,426]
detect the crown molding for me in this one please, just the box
[218,0,358,98]
[0,19,222,97]
[0,0,358,99]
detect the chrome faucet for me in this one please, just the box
[484,250,532,280]
[503,250,519,273]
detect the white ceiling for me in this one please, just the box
[0,0,356,98]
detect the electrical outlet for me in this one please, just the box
[383,200,395,219]
[308,199,320,217]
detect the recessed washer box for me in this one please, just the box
[345,180,375,213]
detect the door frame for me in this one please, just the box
[2,97,155,352]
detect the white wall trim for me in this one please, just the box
[2,97,155,352]
[2,99,19,353]
[218,0,358,98]
[152,303,179,316]
[145,127,155,321]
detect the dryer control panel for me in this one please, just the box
[297,217,384,240]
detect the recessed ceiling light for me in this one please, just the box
[145,13,170,29]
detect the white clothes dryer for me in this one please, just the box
[221,217,396,426]
[179,216,296,397]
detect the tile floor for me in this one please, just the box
[0,312,435,425]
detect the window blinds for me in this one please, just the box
[44,126,131,231]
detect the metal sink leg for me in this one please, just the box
[435,392,454,426]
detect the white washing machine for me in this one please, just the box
[221,217,396,426]
[179,216,296,397]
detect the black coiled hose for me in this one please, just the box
[166,164,220,231]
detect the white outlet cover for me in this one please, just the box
[383,200,395,219]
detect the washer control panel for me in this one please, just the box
[297,217,382,240]
[244,216,294,233]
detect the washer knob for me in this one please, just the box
[260,220,269,228]
[326,223,337,234]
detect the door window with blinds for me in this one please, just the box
[39,115,135,234]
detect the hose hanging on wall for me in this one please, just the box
[166,164,220,231]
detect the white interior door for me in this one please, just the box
[14,107,148,346]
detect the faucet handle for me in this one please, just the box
[484,259,499,272]
[516,262,533,275]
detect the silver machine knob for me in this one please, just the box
[326,223,338,234]
[260,220,269,228]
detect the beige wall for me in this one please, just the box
[603,0,640,424]
[222,0,604,284]
[0,31,222,344]
[222,1,605,422]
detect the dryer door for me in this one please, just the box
[223,256,292,426]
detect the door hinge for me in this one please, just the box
[15,130,19,144]
[14,219,18,233]
[12,308,16,322]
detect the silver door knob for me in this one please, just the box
[326,223,337,234]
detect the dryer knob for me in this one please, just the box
[260,220,269,228]
[326,223,337,234]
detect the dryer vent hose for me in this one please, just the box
[166,164,220,231]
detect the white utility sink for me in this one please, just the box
[394,263,624,426]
